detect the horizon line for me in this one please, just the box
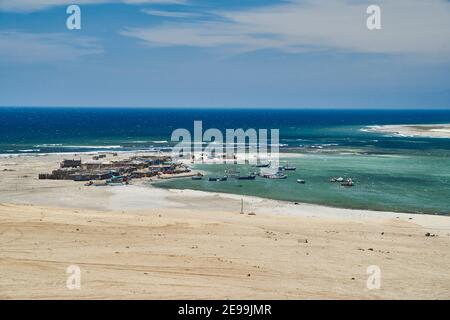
[1,106,450,111]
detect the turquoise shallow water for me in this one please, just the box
[155,153,450,215]
[1,108,450,214]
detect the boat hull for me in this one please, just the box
[237,175,256,180]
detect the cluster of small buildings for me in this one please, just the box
[38,155,190,182]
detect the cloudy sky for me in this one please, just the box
[1,0,450,108]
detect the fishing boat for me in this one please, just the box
[296,179,306,184]
[107,181,129,186]
[237,175,256,180]
[254,162,271,168]
[106,175,129,185]
[73,175,91,182]
[225,168,240,174]
[283,163,297,171]
[265,172,287,179]
[209,176,228,182]
[268,173,287,179]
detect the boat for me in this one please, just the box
[108,175,127,182]
[296,179,306,184]
[341,178,354,187]
[191,175,203,180]
[330,177,344,182]
[106,175,129,185]
[73,176,91,182]
[268,173,287,179]
[260,167,288,179]
[225,169,240,174]
[107,181,129,186]
[208,176,228,182]
[254,162,271,168]
[283,163,297,171]
[265,172,287,179]
[237,175,256,180]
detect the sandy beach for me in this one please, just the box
[364,124,450,139]
[1,152,450,299]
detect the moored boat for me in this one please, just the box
[237,175,256,180]
[209,176,228,182]
[341,178,354,187]
[106,175,129,185]
[265,172,287,179]
[283,163,297,171]
[254,162,271,168]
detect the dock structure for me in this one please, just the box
[38,155,189,182]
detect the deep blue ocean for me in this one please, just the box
[1,107,450,154]
[1,107,450,214]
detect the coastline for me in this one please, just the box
[1,152,450,299]
[363,124,450,139]
[0,151,448,224]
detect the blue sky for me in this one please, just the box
[1,0,450,108]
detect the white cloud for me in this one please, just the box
[141,9,199,18]
[0,0,186,12]
[121,0,450,58]
[0,31,102,63]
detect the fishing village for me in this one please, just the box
[38,153,195,186]
[37,151,355,188]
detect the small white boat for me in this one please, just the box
[296,179,306,184]
[209,176,228,182]
[341,178,354,187]
[266,172,287,179]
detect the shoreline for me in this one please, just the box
[363,123,450,139]
[152,181,449,217]
[138,184,450,230]
[1,151,448,221]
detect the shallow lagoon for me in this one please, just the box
[155,153,450,215]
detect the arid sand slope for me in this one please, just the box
[0,153,449,299]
